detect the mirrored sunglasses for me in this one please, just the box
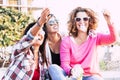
[75,17,90,22]
[47,20,58,26]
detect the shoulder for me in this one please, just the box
[60,36,71,47]
[61,36,70,41]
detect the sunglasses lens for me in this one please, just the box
[75,17,89,22]
[75,18,81,21]
[48,20,55,24]
[49,24,54,26]
[47,20,58,26]
[83,17,89,21]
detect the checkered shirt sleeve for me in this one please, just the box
[2,51,35,80]
[2,35,35,80]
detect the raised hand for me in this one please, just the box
[103,9,112,25]
[38,8,50,26]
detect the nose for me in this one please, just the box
[80,20,85,26]
[80,19,84,23]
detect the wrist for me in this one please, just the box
[107,21,114,26]
[36,19,44,27]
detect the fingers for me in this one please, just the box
[71,64,84,79]
[47,14,53,20]
[102,9,111,18]
[38,8,50,25]
[42,8,50,16]
[102,9,112,24]
[41,8,50,19]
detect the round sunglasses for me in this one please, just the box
[47,20,58,26]
[75,17,90,22]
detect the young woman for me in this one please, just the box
[2,8,50,80]
[41,14,65,80]
[60,7,117,80]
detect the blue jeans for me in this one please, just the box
[48,64,67,80]
[83,76,104,80]
[48,64,104,80]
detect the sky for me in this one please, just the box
[32,0,120,34]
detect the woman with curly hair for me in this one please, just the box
[60,7,117,80]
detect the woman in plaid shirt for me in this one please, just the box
[2,8,50,80]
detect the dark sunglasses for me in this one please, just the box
[75,17,90,22]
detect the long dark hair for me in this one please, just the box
[40,14,58,66]
[23,22,48,65]
[40,23,48,66]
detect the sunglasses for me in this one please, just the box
[75,17,90,22]
[47,20,58,26]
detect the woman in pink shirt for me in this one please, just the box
[60,7,117,80]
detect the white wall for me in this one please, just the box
[31,0,120,34]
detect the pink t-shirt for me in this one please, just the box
[60,25,116,76]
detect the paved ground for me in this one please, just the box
[101,71,120,80]
[0,68,7,79]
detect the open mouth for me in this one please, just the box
[53,26,58,29]
[79,25,87,32]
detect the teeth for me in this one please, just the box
[79,25,87,32]
[53,26,58,29]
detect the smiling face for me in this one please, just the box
[75,12,89,33]
[46,16,59,33]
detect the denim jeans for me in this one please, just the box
[48,64,67,80]
[83,75,104,80]
[48,64,104,80]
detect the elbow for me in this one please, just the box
[111,35,117,43]
[113,33,118,42]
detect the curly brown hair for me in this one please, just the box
[67,7,98,37]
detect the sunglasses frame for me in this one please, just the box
[47,19,58,26]
[75,17,90,22]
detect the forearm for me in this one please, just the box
[61,62,72,75]
[33,47,39,69]
[60,38,72,75]
[29,8,50,37]
[97,24,117,45]
[103,9,117,41]
[108,24,117,42]
[30,19,44,36]
[13,35,32,53]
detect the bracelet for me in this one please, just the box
[37,20,41,27]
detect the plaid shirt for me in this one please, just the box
[1,35,39,80]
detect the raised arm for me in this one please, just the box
[103,10,117,40]
[30,8,50,36]
[97,10,117,45]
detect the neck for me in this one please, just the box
[77,31,87,40]
[48,33,60,43]
[73,31,87,45]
